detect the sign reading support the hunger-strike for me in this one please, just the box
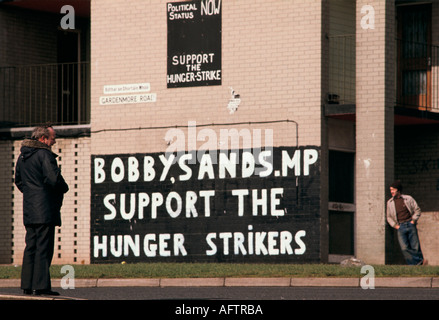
[90,146,321,263]
[167,0,222,88]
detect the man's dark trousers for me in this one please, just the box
[21,224,55,291]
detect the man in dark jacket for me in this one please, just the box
[15,124,69,296]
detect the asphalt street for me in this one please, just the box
[1,285,436,319]
[2,285,439,300]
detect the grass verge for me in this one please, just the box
[0,263,439,279]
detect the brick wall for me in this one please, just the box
[355,0,395,264]
[0,8,59,125]
[0,7,57,66]
[0,141,13,263]
[1,0,325,266]
[90,0,325,263]
[90,0,324,154]
[394,125,439,265]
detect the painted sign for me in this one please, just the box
[167,0,222,88]
[91,146,321,263]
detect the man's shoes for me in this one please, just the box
[22,289,32,295]
[32,289,60,296]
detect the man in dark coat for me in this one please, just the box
[15,124,69,296]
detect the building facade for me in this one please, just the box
[0,0,438,266]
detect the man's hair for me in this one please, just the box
[31,123,53,140]
[390,180,403,192]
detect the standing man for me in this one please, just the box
[386,180,427,266]
[15,124,69,295]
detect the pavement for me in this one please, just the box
[1,276,439,300]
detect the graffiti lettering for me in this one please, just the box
[206,228,306,256]
[94,148,318,184]
[201,0,221,16]
[91,146,321,263]
[93,233,187,258]
[102,190,215,220]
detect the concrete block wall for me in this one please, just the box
[11,137,91,265]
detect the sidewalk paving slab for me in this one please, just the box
[160,278,224,287]
[225,277,291,287]
[374,277,432,288]
[51,278,98,288]
[97,278,159,287]
[0,279,20,288]
[290,277,359,287]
